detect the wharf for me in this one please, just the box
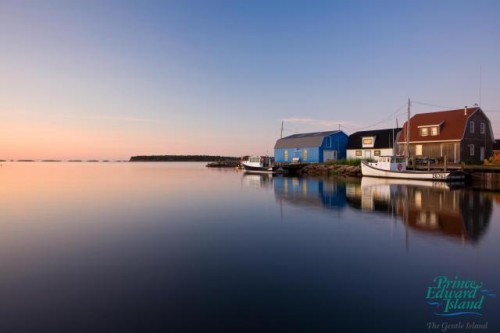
[275,163,309,174]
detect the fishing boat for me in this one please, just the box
[241,156,284,174]
[361,156,465,181]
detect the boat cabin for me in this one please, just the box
[246,156,273,168]
[367,156,407,172]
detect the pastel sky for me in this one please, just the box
[2,0,500,160]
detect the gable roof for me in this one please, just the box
[347,128,402,149]
[398,107,481,143]
[274,130,344,149]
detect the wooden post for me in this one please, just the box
[444,155,447,172]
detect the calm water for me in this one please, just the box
[0,162,498,333]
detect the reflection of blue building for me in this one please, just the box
[274,131,348,163]
[274,177,346,211]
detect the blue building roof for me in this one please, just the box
[274,130,343,149]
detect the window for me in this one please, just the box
[374,150,381,156]
[469,144,475,156]
[419,125,440,137]
[303,149,308,161]
[356,150,362,157]
[326,137,332,148]
[480,122,485,135]
[284,150,289,161]
[470,121,475,134]
[362,136,375,148]
[416,144,423,156]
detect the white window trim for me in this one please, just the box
[480,122,485,135]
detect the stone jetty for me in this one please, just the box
[297,164,361,177]
[206,160,240,168]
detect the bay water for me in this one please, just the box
[0,162,498,332]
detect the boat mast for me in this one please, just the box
[406,98,411,165]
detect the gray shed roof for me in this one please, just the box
[274,130,342,149]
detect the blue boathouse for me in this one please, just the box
[274,130,348,163]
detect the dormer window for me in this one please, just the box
[362,136,375,148]
[419,124,441,137]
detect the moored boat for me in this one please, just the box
[241,156,284,174]
[361,156,465,182]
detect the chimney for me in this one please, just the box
[464,106,468,116]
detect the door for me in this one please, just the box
[324,150,337,161]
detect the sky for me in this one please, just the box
[1,0,500,160]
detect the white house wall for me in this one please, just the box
[347,148,395,160]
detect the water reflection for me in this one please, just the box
[258,174,493,243]
[346,178,492,243]
[241,173,274,190]
[273,176,347,211]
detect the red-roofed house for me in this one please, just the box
[397,106,494,163]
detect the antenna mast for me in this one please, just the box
[406,98,411,165]
[479,65,482,107]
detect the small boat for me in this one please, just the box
[361,156,465,182]
[241,156,284,174]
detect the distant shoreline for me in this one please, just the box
[0,160,128,163]
[129,155,240,162]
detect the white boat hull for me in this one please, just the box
[241,163,278,174]
[361,162,462,181]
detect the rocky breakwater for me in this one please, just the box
[298,163,361,177]
[206,160,240,168]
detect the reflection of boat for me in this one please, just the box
[346,178,491,243]
[241,156,284,174]
[241,173,274,189]
[360,177,451,189]
[361,156,465,181]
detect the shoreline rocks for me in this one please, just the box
[206,161,240,168]
[297,164,361,177]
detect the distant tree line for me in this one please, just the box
[129,155,240,162]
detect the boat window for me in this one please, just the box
[392,157,404,163]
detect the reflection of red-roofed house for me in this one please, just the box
[398,107,495,163]
[492,140,500,163]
